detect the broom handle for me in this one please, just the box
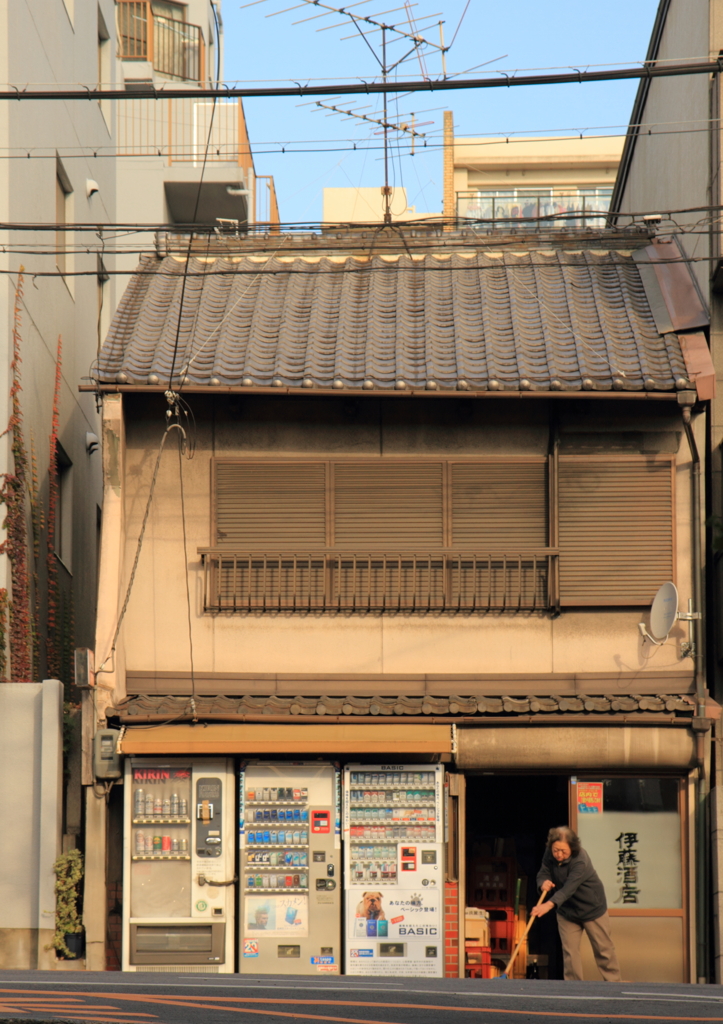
[504,888,548,977]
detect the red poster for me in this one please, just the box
[577,782,603,814]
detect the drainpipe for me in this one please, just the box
[681,396,711,983]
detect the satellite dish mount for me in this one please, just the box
[638,581,700,658]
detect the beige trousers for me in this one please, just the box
[556,911,622,982]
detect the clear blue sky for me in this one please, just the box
[221,0,662,224]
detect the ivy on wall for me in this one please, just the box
[0,272,32,681]
[0,278,70,685]
[46,335,63,682]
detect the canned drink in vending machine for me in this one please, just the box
[135,830,145,855]
[134,789,144,816]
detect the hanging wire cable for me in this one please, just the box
[96,421,186,675]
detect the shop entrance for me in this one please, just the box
[465,775,569,979]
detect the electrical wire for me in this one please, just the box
[95,422,185,676]
[3,56,723,101]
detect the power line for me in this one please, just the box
[1,198,723,232]
[3,57,723,101]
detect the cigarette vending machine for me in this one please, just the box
[239,761,341,974]
[122,758,236,972]
[343,763,445,977]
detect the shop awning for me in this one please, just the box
[456,725,696,772]
[120,722,453,756]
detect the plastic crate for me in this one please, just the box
[468,857,516,906]
[487,907,516,954]
[465,944,492,979]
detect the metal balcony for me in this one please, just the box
[118,0,205,84]
[199,550,557,613]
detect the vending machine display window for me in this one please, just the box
[343,765,444,978]
[123,759,235,972]
[239,762,341,975]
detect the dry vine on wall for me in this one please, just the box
[0,271,32,680]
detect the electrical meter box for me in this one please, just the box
[93,729,121,779]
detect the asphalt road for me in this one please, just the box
[1,973,723,1024]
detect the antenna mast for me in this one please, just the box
[246,0,451,224]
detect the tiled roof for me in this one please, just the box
[96,249,692,393]
[110,693,697,721]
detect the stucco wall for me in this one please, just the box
[0,680,63,968]
[107,394,697,693]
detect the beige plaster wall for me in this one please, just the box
[104,395,696,694]
[453,135,623,193]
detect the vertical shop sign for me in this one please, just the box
[614,832,640,904]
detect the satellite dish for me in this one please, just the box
[649,582,678,640]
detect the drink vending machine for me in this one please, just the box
[122,758,236,972]
[239,761,341,974]
[343,763,445,977]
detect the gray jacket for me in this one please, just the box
[536,846,607,923]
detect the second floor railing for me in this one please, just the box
[199,550,558,613]
[118,0,205,83]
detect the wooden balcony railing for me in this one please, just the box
[118,0,205,83]
[199,550,558,613]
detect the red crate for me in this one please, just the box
[465,945,492,979]
[487,907,516,954]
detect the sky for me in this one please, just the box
[221,0,662,225]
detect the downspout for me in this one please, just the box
[682,399,711,983]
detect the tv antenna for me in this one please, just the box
[242,0,468,222]
[638,581,701,658]
[307,98,436,154]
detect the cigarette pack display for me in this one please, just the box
[343,764,444,978]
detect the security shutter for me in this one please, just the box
[451,462,548,548]
[333,461,444,547]
[214,461,326,548]
[558,457,674,605]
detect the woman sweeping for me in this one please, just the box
[531,825,622,982]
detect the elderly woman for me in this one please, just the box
[531,825,621,982]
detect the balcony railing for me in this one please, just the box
[456,189,613,229]
[199,550,557,613]
[117,97,250,165]
[118,0,205,83]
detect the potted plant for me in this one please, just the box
[49,849,84,959]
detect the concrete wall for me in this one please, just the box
[453,135,623,193]
[0,681,63,969]
[614,0,714,297]
[101,394,697,697]
[0,0,114,658]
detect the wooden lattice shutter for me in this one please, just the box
[558,457,674,605]
[451,462,548,548]
[214,461,326,548]
[333,462,444,547]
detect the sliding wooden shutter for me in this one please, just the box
[558,457,674,605]
[215,461,326,547]
[333,462,444,547]
[451,462,547,548]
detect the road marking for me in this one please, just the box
[3,988,723,1023]
[624,992,723,1003]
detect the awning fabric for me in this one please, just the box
[456,725,696,772]
[120,722,452,756]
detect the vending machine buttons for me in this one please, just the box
[400,846,417,871]
[311,810,330,834]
